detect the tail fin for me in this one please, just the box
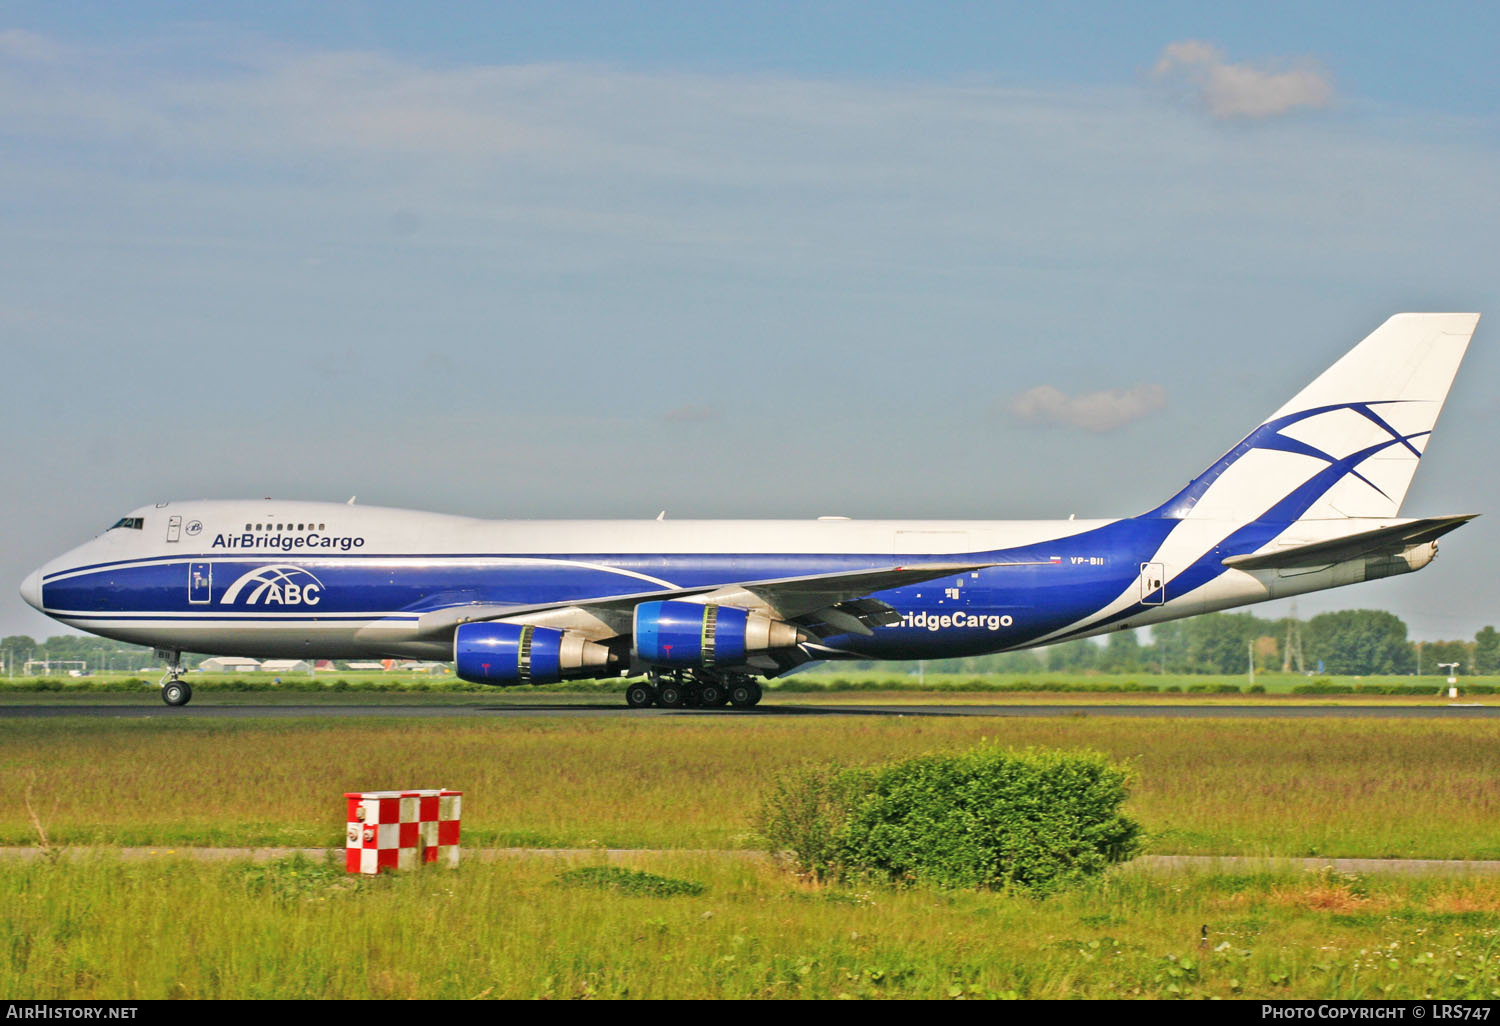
[1148,312,1479,521]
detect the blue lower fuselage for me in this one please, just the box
[37,516,1201,661]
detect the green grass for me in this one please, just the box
[5,716,1500,858]
[3,669,1493,696]
[5,853,1500,999]
[8,711,1500,1000]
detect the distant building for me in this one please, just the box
[199,657,261,673]
[261,659,312,674]
[345,661,387,671]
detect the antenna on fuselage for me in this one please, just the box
[656,510,666,521]
[347,496,357,505]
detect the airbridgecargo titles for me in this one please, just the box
[211,532,366,551]
[19,312,1482,709]
[900,611,1014,631]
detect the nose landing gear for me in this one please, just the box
[156,649,192,706]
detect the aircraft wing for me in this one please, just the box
[412,561,1008,640]
[1221,514,1476,572]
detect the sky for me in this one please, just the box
[3,2,1498,644]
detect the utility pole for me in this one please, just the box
[1248,639,1256,688]
[1282,601,1305,673]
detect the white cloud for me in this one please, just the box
[1153,40,1333,120]
[1008,383,1167,432]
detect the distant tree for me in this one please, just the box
[1143,613,1281,674]
[2,635,36,657]
[1253,635,1279,671]
[1099,629,1144,673]
[1148,621,1188,673]
[1474,627,1500,676]
[1046,638,1100,672]
[1303,610,1415,675]
[2,635,37,674]
[1423,640,1472,675]
[1185,613,1271,674]
[924,650,1045,674]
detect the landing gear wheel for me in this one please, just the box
[162,680,192,707]
[625,683,656,708]
[748,682,763,707]
[697,681,726,707]
[657,683,687,708]
[729,682,757,709]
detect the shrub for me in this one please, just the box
[759,747,1141,894]
[757,764,865,882]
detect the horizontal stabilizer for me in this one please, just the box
[1221,514,1476,571]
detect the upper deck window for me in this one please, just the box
[109,517,144,531]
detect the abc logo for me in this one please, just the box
[220,565,325,606]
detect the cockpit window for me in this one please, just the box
[109,517,144,530]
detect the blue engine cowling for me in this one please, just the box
[633,600,755,668]
[454,621,612,685]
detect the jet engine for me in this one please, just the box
[633,600,800,669]
[454,621,612,685]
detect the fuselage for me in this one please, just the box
[21,498,1431,665]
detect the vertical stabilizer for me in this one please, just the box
[1148,313,1479,521]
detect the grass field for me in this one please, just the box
[7,709,1500,999]
[6,715,1500,857]
[5,853,1500,999]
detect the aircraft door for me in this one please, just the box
[189,562,212,605]
[167,515,182,543]
[1139,562,1165,605]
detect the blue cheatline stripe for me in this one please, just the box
[49,613,421,623]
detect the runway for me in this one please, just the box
[4,702,1500,719]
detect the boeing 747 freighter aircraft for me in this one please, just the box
[20,313,1480,708]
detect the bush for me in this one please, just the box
[759,747,1141,894]
[757,764,865,882]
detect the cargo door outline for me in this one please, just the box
[1139,562,1165,605]
[188,562,212,605]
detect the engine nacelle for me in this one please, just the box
[454,621,611,686]
[633,600,800,668]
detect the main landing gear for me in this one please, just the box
[627,670,763,710]
[157,649,192,707]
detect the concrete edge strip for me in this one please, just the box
[2,847,1500,875]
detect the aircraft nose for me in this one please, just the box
[20,568,42,611]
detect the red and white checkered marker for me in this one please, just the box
[344,789,462,874]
